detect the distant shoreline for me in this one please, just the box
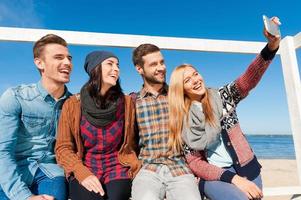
[247,135,295,159]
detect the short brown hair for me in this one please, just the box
[132,43,160,67]
[33,34,67,58]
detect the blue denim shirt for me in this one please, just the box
[0,81,71,200]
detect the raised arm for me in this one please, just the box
[235,44,278,99]
[222,18,281,106]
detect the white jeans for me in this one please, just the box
[132,165,201,200]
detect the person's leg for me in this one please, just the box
[200,180,248,200]
[105,179,131,200]
[0,187,9,200]
[131,169,165,200]
[165,174,201,200]
[69,177,104,200]
[252,174,262,190]
[30,168,67,200]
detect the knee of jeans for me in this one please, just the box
[132,181,162,200]
[132,190,161,200]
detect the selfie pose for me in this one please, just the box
[168,18,281,200]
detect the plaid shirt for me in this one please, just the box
[81,97,130,183]
[135,84,191,177]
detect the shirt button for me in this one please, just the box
[227,142,231,146]
[236,161,239,165]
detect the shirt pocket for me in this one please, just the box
[22,115,49,136]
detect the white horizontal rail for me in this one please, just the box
[0,26,277,54]
[264,186,301,196]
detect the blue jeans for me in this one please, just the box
[199,167,262,200]
[0,168,67,200]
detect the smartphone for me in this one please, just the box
[263,15,281,36]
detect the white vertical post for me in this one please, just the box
[294,32,301,49]
[279,36,301,186]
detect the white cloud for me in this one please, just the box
[0,0,43,27]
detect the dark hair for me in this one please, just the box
[86,64,123,108]
[33,34,67,58]
[132,43,160,67]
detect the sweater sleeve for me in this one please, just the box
[235,44,277,100]
[55,98,93,183]
[184,147,236,183]
[219,44,278,108]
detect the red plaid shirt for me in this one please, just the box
[80,97,130,183]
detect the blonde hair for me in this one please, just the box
[168,64,216,153]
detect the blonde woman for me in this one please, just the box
[168,18,280,200]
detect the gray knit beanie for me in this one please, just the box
[84,51,118,75]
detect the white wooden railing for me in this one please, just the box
[0,26,300,198]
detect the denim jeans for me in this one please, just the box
[199,167,262,200]
[0,168,67,200]
[132,165,201,200]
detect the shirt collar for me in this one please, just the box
[37,80,71,102]
[37,80,49,100]
[139,83,168,98]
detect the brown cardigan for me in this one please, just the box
[55,94,141,183]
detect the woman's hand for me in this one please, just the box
[231,175,263,199]
[81,175,105,196]
[264,16,281,51]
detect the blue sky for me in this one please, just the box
[0,0,300,134]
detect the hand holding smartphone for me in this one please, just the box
[263,15,281,36]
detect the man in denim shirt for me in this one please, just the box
[0,34,73,200]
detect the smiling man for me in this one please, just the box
[131,44,201,200]
[0,34,73,200]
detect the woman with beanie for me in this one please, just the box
[55,51,141,200]
[167,18,280,200]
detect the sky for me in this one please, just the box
[0,0,300,135]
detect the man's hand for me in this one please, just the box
[81,175,105,196]
[264,16,281,51]
[232,175,263,199]
[28,194,54,200]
